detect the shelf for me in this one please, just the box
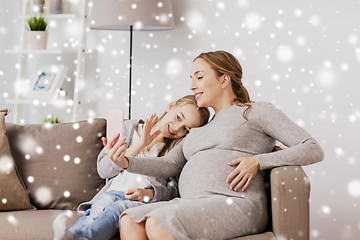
[4,49,78,54]
[44,13,79,19]
[6,98,74,106]
[22,13,79,19]
[9,0,88,123]
[5,98,97,106]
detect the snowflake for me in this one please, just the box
[347,180,360,198]
[143,196,150,202]
[28,176,34,183]
[7,215,18,226]
[74,157,81,164]
[166,59,182,76]
[0,156,14,174]
[34,186,53,206]
[276,45,294,63]
[64,191,71,198]
[322,205,331,215]
[244,13,262,31]
[76,136,83,143]
[64,155,70,162]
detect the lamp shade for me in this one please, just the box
[88,0,175,31]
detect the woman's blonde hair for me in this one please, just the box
[157,95,210,156]
[194,50,252,122]
[194,50,282,152]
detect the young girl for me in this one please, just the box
[110,51,324,240]
[53,95,210,240]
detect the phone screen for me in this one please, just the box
[106,109,124,140]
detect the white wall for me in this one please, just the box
[1,0,360,239]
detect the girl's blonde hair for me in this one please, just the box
[157,95,210,156]
[194,50,252,122]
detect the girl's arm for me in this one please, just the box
[125,176,179,202]
[149,176,179,202]
[125,114,160,157]
[254,102,324,170]
[97,147,124,179]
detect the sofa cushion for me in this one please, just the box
[6,118,106,210]
[0,209,120,240]
[0,210,81,240]
[0,109,35,211]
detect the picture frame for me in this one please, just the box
[28,64,68,100]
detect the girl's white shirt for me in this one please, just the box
[106,124,165,192]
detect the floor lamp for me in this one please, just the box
[88,0,175,119]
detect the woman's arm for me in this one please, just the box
[126,140,186,179]
[108,139,186,179]
[226,102,324,192]
[97,119,141,179]
[254,102,324,170]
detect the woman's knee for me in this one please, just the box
[119,214,134,229]
[145,218,175,240]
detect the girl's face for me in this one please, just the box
[159,104,202,139]
[190,58,223,109]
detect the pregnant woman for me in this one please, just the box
[106,50,324,240]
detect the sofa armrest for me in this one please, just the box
[270,166,310,240]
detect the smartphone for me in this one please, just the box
[106,109,124,141]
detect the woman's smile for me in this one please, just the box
[194,92,203,101]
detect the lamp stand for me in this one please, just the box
[128,25,133,119]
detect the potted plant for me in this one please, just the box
[25,15,48,49]
[42,115,61,124]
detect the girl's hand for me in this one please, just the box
[125,188,155,202]
[226,156,260,192]
[102,134,129,169]
[139,114,161,148]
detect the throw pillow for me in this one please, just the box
[6,118,106,210]
[0,109,35,211]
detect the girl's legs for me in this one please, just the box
[69,191,127,239]
[74,198,144,240]
[54,191,121,240]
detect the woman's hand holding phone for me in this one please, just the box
[102,134,129,169]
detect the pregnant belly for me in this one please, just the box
[178,149,264,199]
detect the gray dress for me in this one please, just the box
[124,102,324,240]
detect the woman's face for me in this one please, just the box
[190,58,223,108]
[159,104,202,139]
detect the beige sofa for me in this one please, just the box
[0,113,310,240]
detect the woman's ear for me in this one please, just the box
[166,102,176,112]
[221,75,231,88]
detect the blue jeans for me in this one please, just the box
[70,191,145,240]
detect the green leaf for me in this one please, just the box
[26,15,48,31]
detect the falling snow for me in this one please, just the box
[348,180,360,198]
[0,156,14,174]
[7,215,18,225]
[244,13,262,31]
[0,1,359,239]
[34,186,53,206]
